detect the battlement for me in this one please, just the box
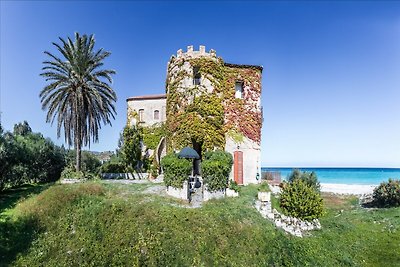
[175,45,217,59]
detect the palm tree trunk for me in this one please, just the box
[75,133,82,172]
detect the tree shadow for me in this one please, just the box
[0,184,51,266]
[0,183,52,214]
[0,217,39,266]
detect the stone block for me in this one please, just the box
[226,188,239,197]
[258,191,271,202]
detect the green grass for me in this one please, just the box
[0,181,399,266]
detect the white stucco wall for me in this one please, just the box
[225,136,261,185]
[127,97,166,127]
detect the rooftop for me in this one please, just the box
[126,94,167,101]
[224,62,263,71]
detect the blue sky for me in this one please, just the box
[1,1,399,167]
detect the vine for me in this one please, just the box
[165,54,262,154]
[141,123,166,150]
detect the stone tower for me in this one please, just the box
[165,45,263,185]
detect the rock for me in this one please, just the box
[258,191,271,202]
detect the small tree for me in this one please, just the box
[287,169,320,192]
[280,179,324,221]
[372,179,400,207]
[120,125,142,174]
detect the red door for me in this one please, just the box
[234,151,243,185]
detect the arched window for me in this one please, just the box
[139,109,144,122]
[154,110,160,120]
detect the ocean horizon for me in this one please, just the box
[261,167,400,185]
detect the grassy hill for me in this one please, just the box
[1,181,399,266]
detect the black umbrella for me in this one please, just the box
[178,147,200,159]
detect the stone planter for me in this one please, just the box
[203,187,226,201]
[226,188,239,197]
[166,181,189,200]
[258,191,271,202]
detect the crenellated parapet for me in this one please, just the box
[170,45,217,61]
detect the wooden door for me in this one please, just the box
[234,151,243,185]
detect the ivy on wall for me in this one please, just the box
[141,123,166,150]
[165,54,262,154]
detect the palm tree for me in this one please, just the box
[40,33,116,171]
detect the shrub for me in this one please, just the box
[60,166,97,180]
[287,169,320,192]
[203,150,233,166]
[280,179,324,221]
[100,161,126,173]
[161,153,191,188]
[372,179,400,207]
[0,123,66,191]
[228,180,241,193]
[149,164,159,178]
[202,150,233,192]
[258,182,270,192]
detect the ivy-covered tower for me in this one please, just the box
[165,45,263,185]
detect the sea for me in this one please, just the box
[261,168,400,185]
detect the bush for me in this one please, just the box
[161,153,191,188]
[258,182,270,192]
[66,150,102,175]
[287,169,320,192]
[203,150,233,166]
[0,123,66,191]
[228,180,241,193]
[372,179,400,207]
[280,179,324,221]
[202,150,233,192]
[100,161,126,173]
[60,166,97,180]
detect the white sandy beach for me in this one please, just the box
[321,183,378,195]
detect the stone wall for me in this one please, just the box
[101,173,149,179]
[255,192,321,237]
[127,97,166,127]
[166,181,189,200]
[203,188,226,202]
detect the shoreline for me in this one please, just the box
[320,183,378,195]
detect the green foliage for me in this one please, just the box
[40,32,116,171]
[228,180,241,193]
[149,164,159,178]
[2,182,399,266]
[65,150,102,175]
[258,182,270,192]
[288,169,321,192]
[100,160,126,173]
[167,93,225,153]
[0,122,66,191]
[60,166,97,180]
[373,179,400,207]
[120,125,142,172]
[226,129,244,144]
[13,121,32,136]
[160,153,191,188]
[280,179,324,221]
[141,123,165,150]
[202,150,233,192]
